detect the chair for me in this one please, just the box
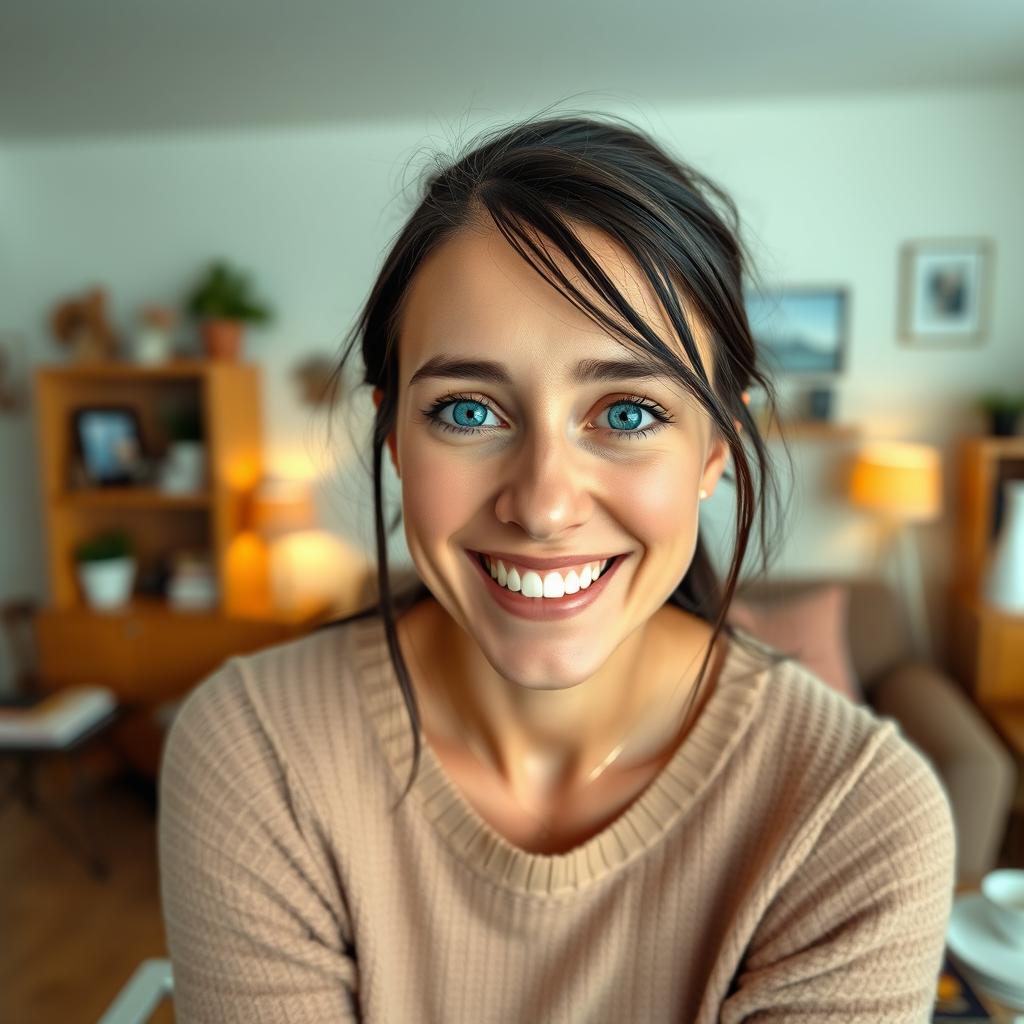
[97,958,174,1024]
[0,597,121,880]
[736,576,1019,885]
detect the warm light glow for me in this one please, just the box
[268,530,373,617]
[223,456,263,492]
[847,442,943,522]
[223,531,272,616]
[251,475,316,537]
[267,451,319,482]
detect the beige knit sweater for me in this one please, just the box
[158,611,955,1023]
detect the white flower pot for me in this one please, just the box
[133,326,174,366]
[78,556,136,610]
[984,480,1024,613]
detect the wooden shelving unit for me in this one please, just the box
[750,410,861,442]
[767,420,861,441]
[949,436,1024,706]
[35,359,268,618]
[31,361,329,776]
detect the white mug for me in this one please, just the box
[981,869,1024,948]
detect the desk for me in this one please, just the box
[949,884,1024,1022]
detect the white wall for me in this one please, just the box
[1,86,1021,687]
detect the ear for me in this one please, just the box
[699,392,748,499]
[372,387,400,477]
[699,430,730,499]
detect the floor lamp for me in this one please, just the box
[847,442,943,662]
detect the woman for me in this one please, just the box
[159,111,955,1022]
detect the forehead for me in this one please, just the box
[397,217,715,388]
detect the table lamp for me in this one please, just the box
[847,442,943,660]
[251,475,317,614]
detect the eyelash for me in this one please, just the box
[420,391,675,441]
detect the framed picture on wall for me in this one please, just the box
[743,286,848,376]
[898,238,993,346]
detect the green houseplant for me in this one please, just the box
[74,529,136,609]
[977,392,1024,437]
[186,260,273,361]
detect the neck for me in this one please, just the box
[398,599,715,805]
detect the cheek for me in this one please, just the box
[612,457,700,551]
[399,446,481,541]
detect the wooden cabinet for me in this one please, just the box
[951,592,1024,703]
[950,437,1024,705]
[32,360,330,776]
[34,598,315,703]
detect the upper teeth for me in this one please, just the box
[480,554,612,598]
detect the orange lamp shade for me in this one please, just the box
[847,442,943,522]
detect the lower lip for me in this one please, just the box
[465,549,628,621]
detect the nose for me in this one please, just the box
[492,426,594,540]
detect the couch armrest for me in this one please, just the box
[869,661,1018,886]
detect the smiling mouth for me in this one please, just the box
[471,551,623,598]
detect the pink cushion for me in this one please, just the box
[726,584,863,703]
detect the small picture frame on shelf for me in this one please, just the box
[898,238,993,346]
[71,405,147,486]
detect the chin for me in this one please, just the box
[475,626,613,689]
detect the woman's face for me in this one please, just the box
[375,219,729,690]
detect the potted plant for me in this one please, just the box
[186,260,273,361]
[158,399,206,493]
[75,529,136,609]
[977,392,1024,437]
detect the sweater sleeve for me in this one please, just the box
[157,658,361,1023]
[719,724,956,1023]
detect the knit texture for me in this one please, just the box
[158,611,955,1022]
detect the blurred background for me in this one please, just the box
[1,1,1022,1021]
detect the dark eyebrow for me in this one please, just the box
[407,354,667,388]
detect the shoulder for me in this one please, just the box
[732,625,893,765]
[162,613,377,807]
[732,631,955,880]
[717,636,955,1019]
[726,626,954,860]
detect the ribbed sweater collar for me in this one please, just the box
[351,612,771,897]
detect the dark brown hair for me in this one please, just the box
[321,107,793,812]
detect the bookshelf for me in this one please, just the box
[31,360,328,774]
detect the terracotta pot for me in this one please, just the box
[201,318,244,361]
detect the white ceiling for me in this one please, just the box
[1,0,1022,140]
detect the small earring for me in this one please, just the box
[699,488,708,500]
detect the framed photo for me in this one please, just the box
[898,238,993,345]
[743,286,848,376]
[71,406,146,486]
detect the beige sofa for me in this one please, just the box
[737,576,1018,887]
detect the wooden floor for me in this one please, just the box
[1,756,174,1024]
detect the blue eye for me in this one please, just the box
[425,397,503,434]
[596,400,663,437]
[421,393,672,440]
